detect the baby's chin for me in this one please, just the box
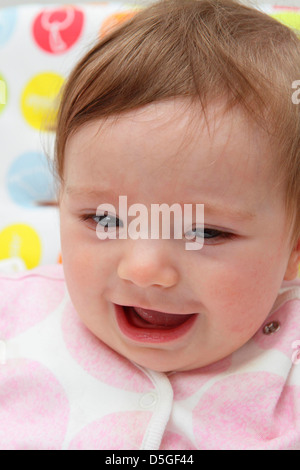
[111,344,228,374]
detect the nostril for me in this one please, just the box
[117,262,179,289]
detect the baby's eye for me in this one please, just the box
[185,227,235,244]
[81,215,235,244]
[82,212,123,231]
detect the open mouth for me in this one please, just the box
[114,304,197,344]
[126,306,195,329]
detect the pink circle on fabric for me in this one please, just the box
[0,273,65,339]
[253,299,300,358]
[193,372,300,450]
[160,431,197,450]
[169,356,231,400]
[0,359,69,450]
[68,411,151,450]
[32,7,84,54]
[61,300,153,392]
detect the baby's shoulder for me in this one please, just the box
[0,265,66,337]
[0,264,65,294]
[266,280,300,343]
[278,278,300,312]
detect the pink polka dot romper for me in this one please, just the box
[0,265,300,450]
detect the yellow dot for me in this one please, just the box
[21,72,64,131]
[0,73,7,114]
[0,224,42,269]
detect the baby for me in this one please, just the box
[1,0,300,450]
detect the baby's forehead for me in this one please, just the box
[74,98,266,150]
[66,100,275,186]
[65,99,278,203]
[78,100,273,171]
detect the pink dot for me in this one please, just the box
[253,299,300,358]
[160,431,197,450]
[193,372,300,450]
[68,411,151,450]
[61,300,153,392]
[0,359,70,450]
[169,356,231,400]
[0,268,65,339]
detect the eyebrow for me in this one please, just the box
[203,203,256,221]
[66,186,117,197]
[65,186,256,221]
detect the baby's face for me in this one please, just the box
[59,99,296,372]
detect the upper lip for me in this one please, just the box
[114,302,196,316]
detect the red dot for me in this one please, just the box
[32,7,84,54]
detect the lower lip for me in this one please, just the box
[114,304,197,344]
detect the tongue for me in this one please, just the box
[131,306,193,328]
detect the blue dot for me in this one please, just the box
[6,152,56,208]
[0,8,17,47]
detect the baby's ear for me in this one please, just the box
[284,238,300,281]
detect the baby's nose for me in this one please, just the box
[117,239,179,288]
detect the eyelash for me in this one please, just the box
[80,214,237,243]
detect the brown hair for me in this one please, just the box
[54,0,300,249]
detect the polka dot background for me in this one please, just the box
[0,3,299,272]
[0,2,142,271]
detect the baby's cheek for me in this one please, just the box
[207,265,274,335]
[62,229,97,278]
[61,245,96,307]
